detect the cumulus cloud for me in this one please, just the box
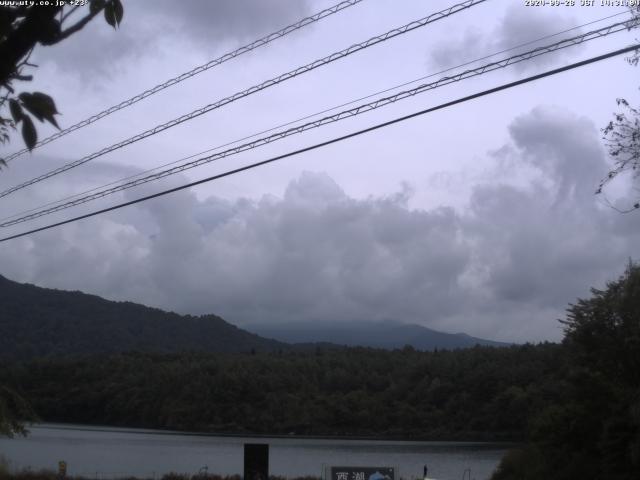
[1,107,639,343]
[430,5,582,72]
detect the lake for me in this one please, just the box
[0,425,509,480]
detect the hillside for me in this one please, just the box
[0,275,285,360]
[0,274,507,360]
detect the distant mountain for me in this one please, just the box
[0,274,286,360]
[244,320,509,351]
[0,274,508,361]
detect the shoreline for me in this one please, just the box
[28,422,519,446]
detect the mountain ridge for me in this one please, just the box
[0,274,286,360]
[243,319,509,350]
[0,274,508,360]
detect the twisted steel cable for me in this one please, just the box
[1,10,626,225]
[3,16,636,228]
[2,43,639,243]
[0,0,488,198]
[3,0,365,163]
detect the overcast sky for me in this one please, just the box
[1,0,639,342]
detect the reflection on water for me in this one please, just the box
[0,425,508,480]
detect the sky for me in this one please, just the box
[1,0,639,342]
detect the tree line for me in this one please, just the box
[1,342,562,441]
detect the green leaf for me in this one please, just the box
[21,115,37,150]
[18,93,41,121]
[104,1,118,28]
[31,92,59,114]
[0,7,19,33]
[103,0,123,28]
[18,92,60,129]
[90,0,106,15]
[113,0,124,25]
[38,18,61,46]
[9,99,23,124]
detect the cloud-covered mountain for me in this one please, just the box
[0,274,507,360]
[245,320,508,350]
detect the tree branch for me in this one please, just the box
[57,7,102,42]
[0,6,62,86]
[60,4,81,23]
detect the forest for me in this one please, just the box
[0,343,562,440]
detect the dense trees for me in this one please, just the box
[0,385,36,437]
[0,343,564,440]
[492,263,640,480]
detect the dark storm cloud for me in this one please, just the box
[430,5,581,72]
[460,106,640,338]
[2,107,639,342]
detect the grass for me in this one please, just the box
[0,471,322,480]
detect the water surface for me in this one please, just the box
[0,425,508,480]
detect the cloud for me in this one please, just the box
[430,5,582,72]
[139,171,470,325]
[458,106,640,339]
[1,107,639,343]
[31,0,311,81]
[430,28,487,72]
[149,0,310,47]
[508,106,607,201]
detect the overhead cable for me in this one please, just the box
[1,9,626,226]
[3,0,365,162]
[0,0,487,198]
[1,44,638,243]
[2,17,636,228]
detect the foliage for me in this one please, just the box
[492,263,640,480]
[0,0,124,441]
[0,343,564,440]
[0,385,36,438]
[598,7,640,211]
[600,99,640,211]
[0,0,124,165]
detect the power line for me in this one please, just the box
[2,17,633,226]
[1,43,637,244]
[2,18,636,228]
[0,0,487,199]
[3,0,365,163]
[1,10,626,226]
